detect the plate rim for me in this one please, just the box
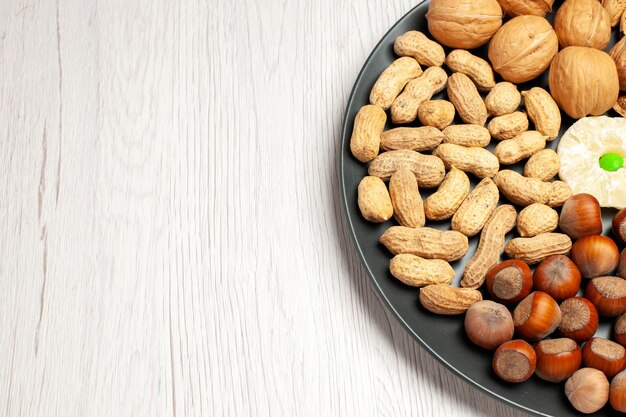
[338,2,550,416]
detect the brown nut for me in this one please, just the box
[559,297,599,343]
[582,337,626,378]
[513,291,562,340]
[370,57,422,109]
[426,0,503,49]
[611,37,626,92]
[555,0,611,50]
[445,49,496,91]
[534,255,582,302]
[485,260,533,305]
[496,0,555,17]
[602,0,626,26]
[565,368,609,414]
[493,340,537,383]
[585,277,626,317]
[534,338,582,383]
[465,300,514,350]
[488,16,558,83]
[559,194,603,240]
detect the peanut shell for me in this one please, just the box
[517,203,558,237]
[445,50,496,91]
[488,111,529,140]
[370,57,422,109]
[357,176,393,223]
[380,127,444,152]
[505,233,573,264]
[389,168,425,228]
[391,67,448,124]
[419,284,483,315]
[394,31,446,67]
[524,149,560,181]
[494,170,572,207]
[434,143,500,179]
[442,125,491,147]
[380,226,469,262]
[368,150,445,188]
[522,87,561,140]
[485,82,521,117]
[350,105,386,163]
[494,130,547,165]
[390,254,454,287]
[424,167,470,221]
[452,178,500,237]
[447,72,488,126]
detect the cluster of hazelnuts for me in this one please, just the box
[464,194,626,414]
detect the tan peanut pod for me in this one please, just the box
[488,111,529,140]
[522,87,562,140]
[419,284,483,315]
[380,226,469,262]
[391,67,448,124]
[494,130,547,165]
[424,167,470,221]
[380,127,444,152]
[494,170,572,207]
[485,82,521,116]
[524,149,560,181]
[445,49,496,91]
[442,124,491,147]
[357,176,393,222]
[350,105,386,163]
[517,203,558,237]
[390,254,454,287]
[418,100,455,130]
[394,30,446,67]
[389,168,425,228]
[461,205,517,289]
[369,57,422,109]
[603,0,626,26]
[368,150,445,188]
[505,233,573,264]
[433,143,500,178]
[451,178,500,237]
[447,73,489,126]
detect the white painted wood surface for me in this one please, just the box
[0,1,530,416]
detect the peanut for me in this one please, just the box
[485,82,521,116]
[517,203,559,237]
[380,226,469,262]
[369,57,422,109]
[488,111,529,140]
[522,87,561,140]
[447,73,488,126]
[357,176,393,222]
[394,30,446,67]
[433,143,500,178]
[390,254,454,287]
[461,205,517,289]
[602,0,626,26]
[445,50,496,91]
[451,178,500,237]
[494,170,572,207]
[505,233,573,264]
[424,167,470,221]
[389,168,425,228]
[494,130,547,165]
[442,124,491,147]
[380,126,443,152]
[418,100,455,130]
[368,150,445,188]
[419,284,483,315]
[350,105,386,163]
[524,149,560,181]
[391,67,448,124]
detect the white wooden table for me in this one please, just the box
[0,1,530,415]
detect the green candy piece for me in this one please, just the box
[599,153,624,172]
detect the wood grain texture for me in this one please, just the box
[0,0,529,416]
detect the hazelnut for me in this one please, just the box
[585,277,626,317]
[533,255,581,302]
[613,208,626,245]
[610,370,626,412]
[615,314,626,348]
[582,337,626,378]
[565,368,609,414]
[492,340,536,383]
[559,194,603,240]
[513,291,562,341]
[485,260,533,305]
[464,300,514,350]
[571,236,620,279]
[534,338,582,382]
[559,297,599,343]
[619,249,626,280]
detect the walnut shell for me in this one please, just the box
[488,16,558,83]
[549,47,620,119]
[554,0,611,50]
[496,0,555,17]
[426,0,503,49]
[610,36,626,91]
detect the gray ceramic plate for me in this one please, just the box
[340,2,622,416]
